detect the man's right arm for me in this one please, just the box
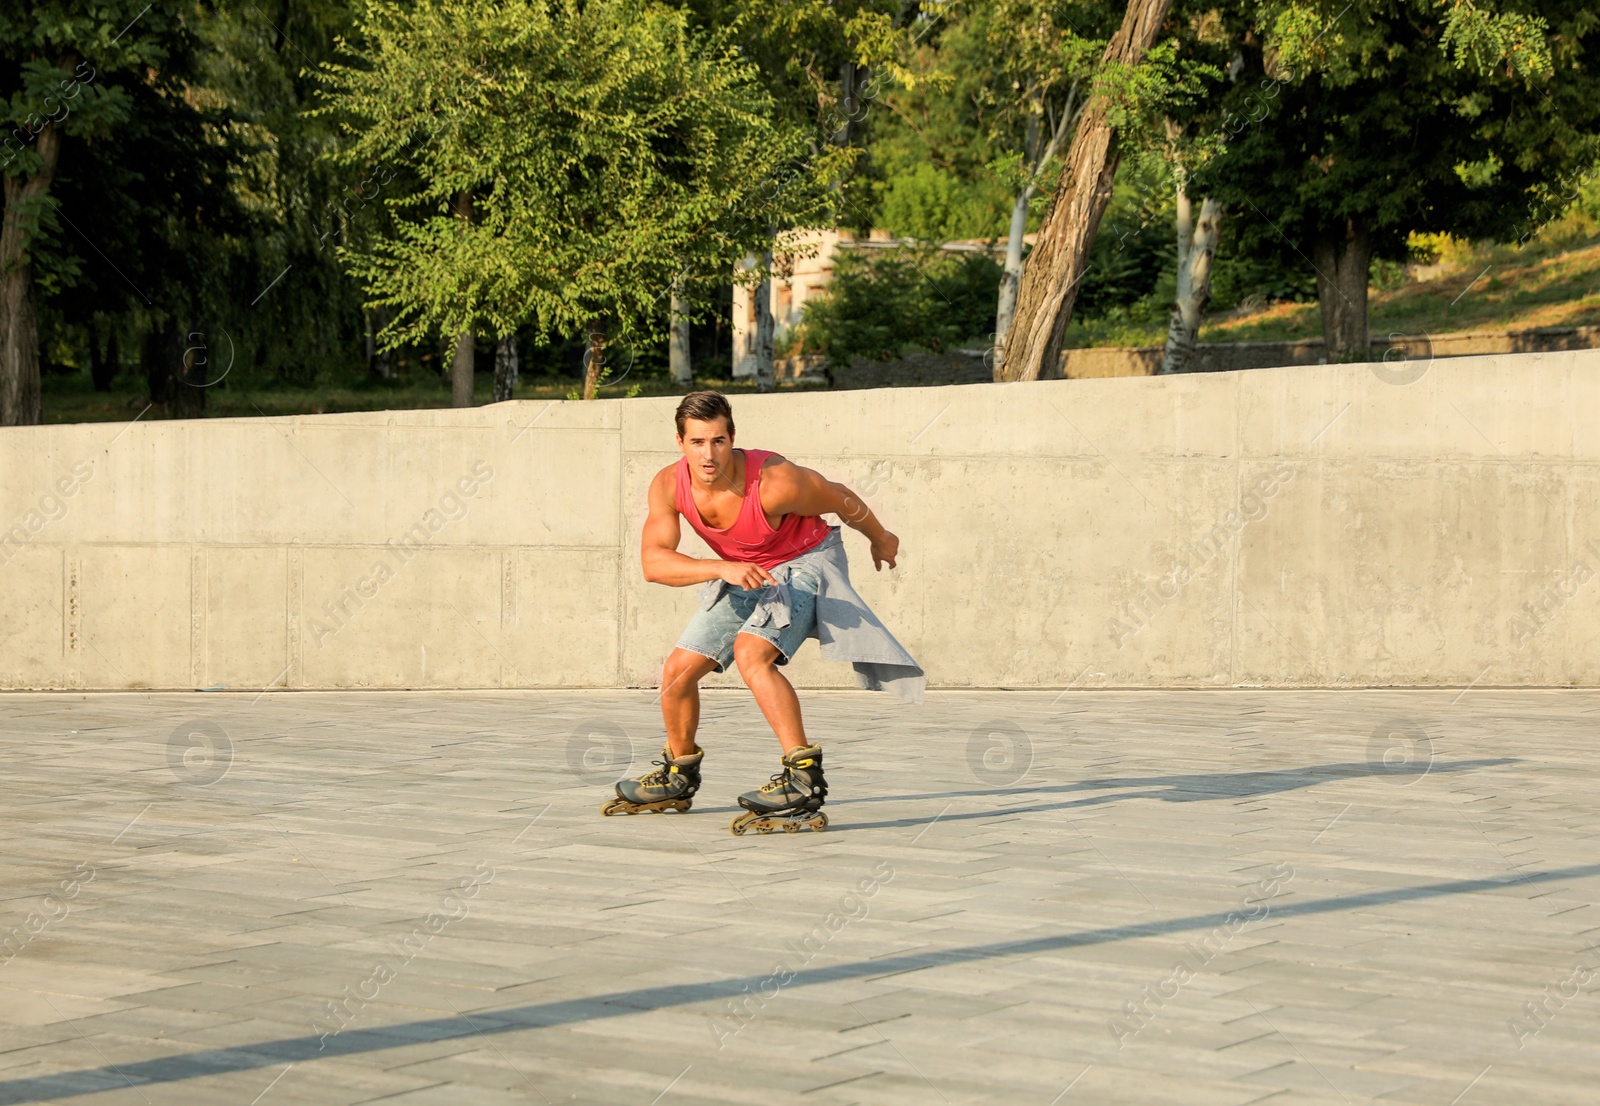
[640,468,751,588]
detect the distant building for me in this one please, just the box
[730,229,1005,379]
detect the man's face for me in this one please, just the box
[677,417,734,485]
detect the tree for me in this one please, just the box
[1,1,205,424]
[5,1,371,423]
[317,0,827,401]
[1157,183,1221,373]
[1200,0,1599,362]
[997,0,1180,381]
[684,0,912,392]
[976,2,1104,360]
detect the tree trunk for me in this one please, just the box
[996,86,1080,378]
[451,328,475,406]
[364,309,380,380]
[492,334,518,402]
[169,327,207,419]
[999,0,1175,383]
[997,103,1043,372]
[142,328,163,405]
[582,325,605,401]
[753,250,775,394]
[834,59,860,147]
[995,185,1031,371]
[1313,217,1373,363]
[1158,189,1222,375]
[450,190,475,406]
[669,279,692,387]
[0,124,60,425]
[141,321,189,412]
[89,326,119,392]
[373,311,393,381]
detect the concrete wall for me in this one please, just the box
[3,349,1598,691]
[1062,324,1600,379]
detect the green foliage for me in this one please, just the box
[878,163,1010,241]
[4,0,382,404]
[1437,0,1553,79]
[858,6,1025,240]
[791,246,1002,364]
[1094,39,1224,137]
[1199,0,1600,268]
[189,1,368,388]
[1077,157,1178,317]
[317,0,837,351]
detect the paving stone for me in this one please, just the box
[0,689,1596,1105]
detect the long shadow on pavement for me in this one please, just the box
[1,849,1589,1104]
[821,757,1515,832]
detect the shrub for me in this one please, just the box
[793,246,1002,365]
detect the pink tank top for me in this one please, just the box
[675,448,832,570]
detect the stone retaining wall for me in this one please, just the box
[825,325,1600,386]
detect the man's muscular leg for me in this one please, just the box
[732,634,807,753]
[660,648,721,757]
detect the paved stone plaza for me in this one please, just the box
[1,689,1596,1105]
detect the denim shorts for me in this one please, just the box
[675,562,821,672]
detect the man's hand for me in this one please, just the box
[719,560,777,590]
[870,531,899,571]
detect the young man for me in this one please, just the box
[602,390,925,834]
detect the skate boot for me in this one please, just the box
[601,745,703,816]
[729,743,828,835]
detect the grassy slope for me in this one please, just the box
[1204,238,1600,345]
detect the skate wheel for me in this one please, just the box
[600,798,631,817]
[782,823,798,834]
[756,823,775,835]
[809,812,829,833]
[729,813,756,837]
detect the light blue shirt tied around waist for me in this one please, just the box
[694,525,926,704]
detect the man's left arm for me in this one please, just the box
[765,461,899,571]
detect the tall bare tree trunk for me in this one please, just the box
[144,323,185,409]
[89,322,119,392]
[170,326,207,419]
[995,187,1030,369]
[669,279,692,387]
[999,0,1175,383]
[582,325,606,401]
[995,85,1079,375]
[996,107,1040,369]
[451,328,475,406]
[1158,188,1222,375]
[366,307,394,381]
[1314,217,1373,363]
[0,125,59,425]
[451,190,475,407]
[492,334,518,402]
[753,248,775,393]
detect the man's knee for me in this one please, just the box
[733,635,779,674]
[662,650,713,692]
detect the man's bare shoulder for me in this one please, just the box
[650,462,681,509]
[759,454,804,485]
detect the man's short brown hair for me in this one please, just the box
[675,391,735,439]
